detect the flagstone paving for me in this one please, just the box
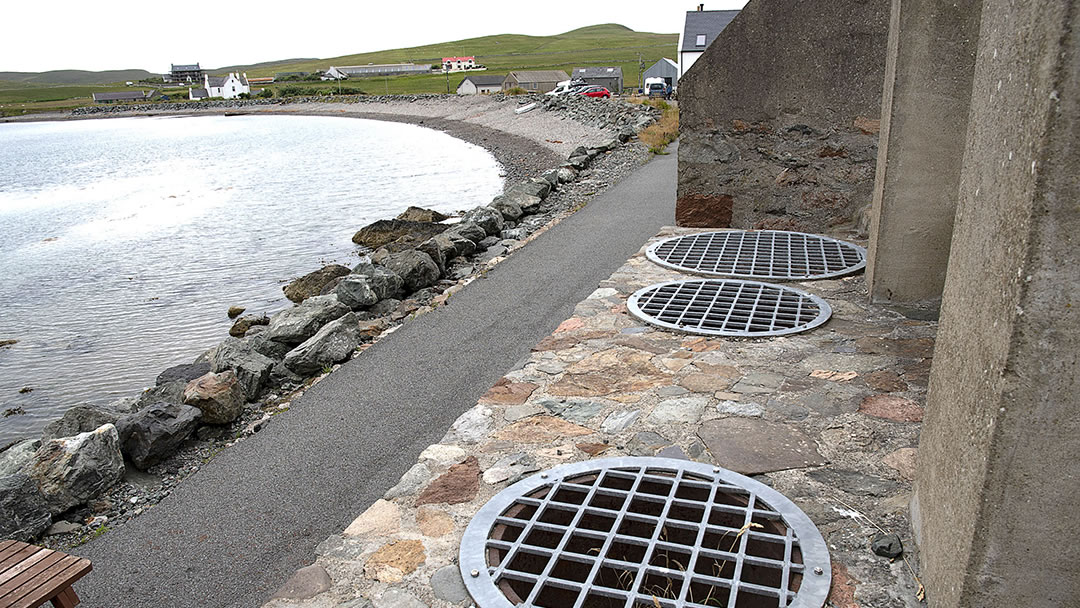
[263,227,931,608]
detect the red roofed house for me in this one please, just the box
[442,56,476,72]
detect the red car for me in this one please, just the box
[578,86,612,99]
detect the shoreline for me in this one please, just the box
[1,94,661,549]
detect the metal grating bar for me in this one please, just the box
[645,230,866,281]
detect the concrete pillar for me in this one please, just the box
[865,0,981,307]
[914,1,1080,606]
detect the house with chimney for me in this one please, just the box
[189,73,250,100]
[678,5,740,79]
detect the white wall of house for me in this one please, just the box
[205,73,250,99]
[457,80,478,95]
[679,50,705,79]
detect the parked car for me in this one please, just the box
[545,79,589,96]
[579,86,611,99]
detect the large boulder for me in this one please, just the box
[556,167,579,183]
[156,362,211,386]
[229,314,270,338]
[283,313,362,376]
[247,329,292,361]
[0,439,40,477]
[135,381,187,410]
[446,233,477,257]
[417,235,456,275]
[116,403,202,469]
[488,197,523,221]
[352,219,448,249]
[339,266,403,306]
[283,264,351,304]
[207,337,276,400]
[335,276,379,310]
[540,169,561,188]
[41,406,118,442]
[28,425,124,515]
[463,207,505,237]
[443,221,487,245]
[182,371,245,424]
[0,474,51,542]
[381,250,441,292]
[515,178,552,200]
[266,295,351,345]
[500,189,543,214]
[396,206,450,223]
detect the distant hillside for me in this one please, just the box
[0,69,157,86]
[212,58,318,74]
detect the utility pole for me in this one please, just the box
[638,53,644,91]
[445,66,450,94]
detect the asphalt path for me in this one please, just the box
[74,144,677,607]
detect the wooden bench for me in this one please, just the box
[0,540,92,608]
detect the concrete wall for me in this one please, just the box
[915,1,1080,605]
[865,0,981,308]
[676,0,890,231]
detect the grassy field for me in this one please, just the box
[0,24,677,111]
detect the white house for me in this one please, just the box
[678,6,740,79]
[190,73,250,99]
[457,74,504,95]
[442,56,477,72]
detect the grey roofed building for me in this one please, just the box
[678,8,740,79]
[92,91,152,103]
[644,58,679,87]
[189,88,209,100]
[502,70,570,93]
[457,74,505,95]
[171,64,200,72]
[572,66,624,94]
[166,63,204,83]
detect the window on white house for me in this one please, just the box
[696,34,707,46]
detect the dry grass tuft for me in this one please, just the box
[635,99,679,154]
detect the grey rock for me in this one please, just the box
[135,381,187,409]
[537,399,568,415]
[648,396,709,424]
[564,155,591,170]
[657,385,689,397]
[448,405,493,444]
[478,244,508,262]
[0,439,40,477]
[444,221,486,245]
[115,403,201,469]
[156,362,211,386]
[430,565,469,603]
[369,298,401,316]
[272,564,333,600]
[375,589,427,608]
[269,363,302,389]
[247,327,293,360]
[384,462,431,499]
[807,469,900,497]
[208,337,275,400]
[478,235,500,249]
[41,406,118,442]
[687,439,707,459]
[417,235,456,274]
[351,219,447,249]
[46,520,82,536]
[446,233,477,257]
[657,445,689,460]
[489,196,523,221]
[601,410,641,434]
[336,275,380,310]
[499,189,543,214]
[618,125,636,142]
[284,313,361,376]
[556,166,578,183]
[731,372,785,394]
[561,400,606,424]
[513,178,551,200]
[627,431,672,456]
[463,206,505,237]
[717,400,764,417]
[283,264,351,303]
[871,533,904,558]
[337,599,374,608]
[0,474,51,542]
[482,452,539,485]
[28,424,124,515]
[267,295,351,345]
[540,168,561,187]
[504,403,543,421]
[501,227,528,241]
[354,265,405,301]
[382,250,441,292]
[107,395,140,414]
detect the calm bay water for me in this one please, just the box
[0,115,503,443]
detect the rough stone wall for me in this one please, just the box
[677,0,890,232]
[914,1,1080,606]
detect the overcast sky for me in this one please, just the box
[2,1,747,73]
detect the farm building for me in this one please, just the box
[166,63,204,83]
[442,56,477,72]
[325,64,434,79]
[92,91,156,103]
[502,70,569,93]
[572,67,624,94]
[457,74,504,95]
[678,6,740,79]
[644,58,679,88]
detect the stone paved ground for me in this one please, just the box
[263,227,931,608]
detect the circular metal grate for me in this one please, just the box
[646,231,866,281]
[460,457,831,608]
[626,279,831,338]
